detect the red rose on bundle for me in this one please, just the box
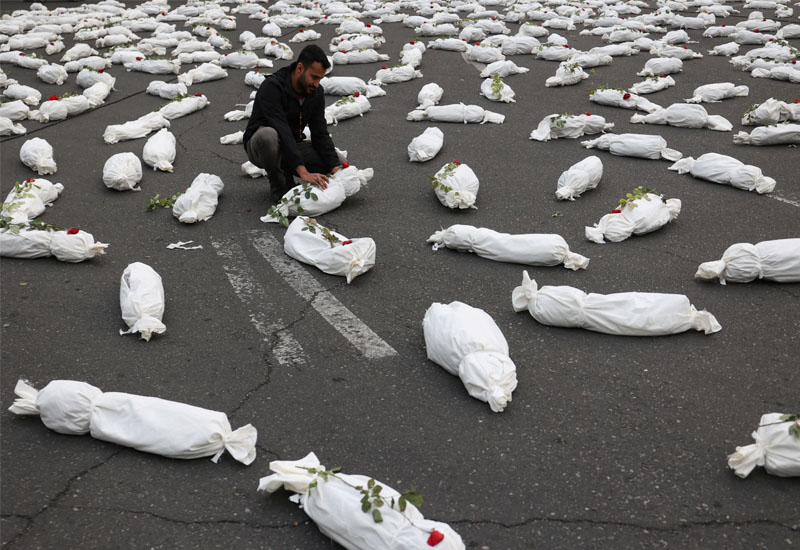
[380,66,386,69]
[48,95,59,101]
[67,228,79,235]
[753,29,760,33]
[453,160,460,165]
[585,112,591,116]
[623,93,631,99]
[427,530,445,546]
[98,68,104,73]
[341,240,353,245]
[341,162,350,168]
[610,209,621,214]
[195,93,202,96]
[353,91,360,97]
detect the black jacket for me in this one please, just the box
[243,65,338,173]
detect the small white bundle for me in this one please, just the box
[3,84,42,106]
[529,113,613,141]
[708,42,740,57]
[261,165,373,223]
[668,153,775,194]
[637,57,683,76]
[416,83,443,110]
[630,103,733,131]
[119,262,166,341]
[502,35,540,55]
[220,131,243,145]
[83,82,112,108]
[750,66,800,84]
[585,192,681,244]
[241,161,266,178]
[2,177,63,224]
[146,80,188,99]
[259,453,465,549]
[49,229,109,262]
[61,43,98,62]
[556,156,603,200]
[172,173,224,224]
[20,137,57,175]
[399,47,423,68]
[158,94,209,120]
[545,62,588,87]
[125,58,181,74]
[8,379,257,464]
[370,64,422,86]
[428,225,589,270]
[481,75,515,102]
[64,57,110,73]
[416,22,459,36]
[512,271,721,336]
[727,413,800,478]
[649,43,703,60]
[142,128,176,172]
[568,52,613,69]
[177,62,228,86]
[407,104,505,124]
[0,117,26,136]
[465,44,505,64]
[104,112,171,144]
[589,88,663,113]
[536,44,573,62]
[629,75,676,95]
[219,51,268,69]
[324,94,371,125]
[0,226,54,259]
[430,161,479,210]
[321,76,367,96]
[0,100,30,121]
[103,153,143,191]
[424,302,518,412]
[742,98,800,126]
[283,216,376,284]
[290,29,321,42]
[76,68,115,90]
[331,49,388,64]
[408,127,443,162]
[685,82,748,103]
[581,133,682,161]
[176,51,221,65]
[244,70,267,89]
[427,38,468,52]
[695,239,800,284]
[734,124,800,146]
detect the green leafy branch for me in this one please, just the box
[587,83,624,95]
[549,112,575,128]
[145,192,182,211]
[490,74,505,96]
[301,218,340,248]
[266,183,319,227]
[0,218,63,234]
[430,161,460,194]
[334,95,357,106]
[617,186,662,210]
[759,414,800,440]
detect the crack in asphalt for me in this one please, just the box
[225,351,274,420]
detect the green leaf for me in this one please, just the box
[367,479,375,489]
[309,480,317,489]
[373,497,384,507]
[403,490,423,508]
[372,509,383,523]
[311,193,318,200]
[372,485,382,495]
[398,496,407,511]
[361,500,371,513]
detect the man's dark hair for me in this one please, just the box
[296,44,330,71]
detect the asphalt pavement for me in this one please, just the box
[1,0,799,548]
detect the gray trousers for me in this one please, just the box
[245,126,327,199]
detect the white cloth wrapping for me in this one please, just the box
[370,64,422,86]
[428,225,589,270]
[742,98,800,126]
[104,112,171,144]
[416,83,443,110]
[581,133,682,161]
[695,239,800,284]
[407,104,505,124]
[220,131,244,145]
[708,42,740,57]
[263,41,293,60]
[61,43,98,62]
[668,153,776,194]
[0,228,53,259]
[427,38,468,52]
[733,124,800,146]
[502,35,540,55]
[125,58,181,74]
[0,100,30,121]
[479,60,530,78]
[8,379,257,465]
[423,302,518,412]
[283,216,376,284]
[465,45,505,64]
[76,68,115,90]
[142,128,176,172]
[481,77,516,102]
[629,76,676,95]
[2,178,62,224]
[83,82,112,108]
[586,193,681,243]
[408,127,444,162]
[556,156,603,200]
[750,66,800,84]
[685,83,748,103]
[727,413,800,478]
[177,62,228,86]
[545,62,589,87]
[0,117,26,136]
[589,89,663,113]
[324,95,371,125]
[530,114,613,141]
[637,57,683,76]
[3,84,42,106]
[172,173,224,223]
[431,162,479,209]
[146,80,188,99]
[331,49,388,64]
[158,94,209,120]
[630,104,733,131]
[512,271,721,336]
[568,53,613,69]
[20,137,57,175]
[119,262,166,341]
[259,453,465,549]
[103,152,143,191]
[321,76,367,96]
[49,229,109,262]
[261,166,373,223]
[220,51,268,69]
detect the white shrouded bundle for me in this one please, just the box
[0,100,29,121]
[408,127,443,162]
[568,52,613,69]
[370,64,422,86]
[685,83,748,103]
[324,95,371,125]
[103,153,143,191]
[427,38,468,52]
[546,63,589,87]
[142,128,176,172]
[261,165,373,223]
[586,193,681,243]
[431,161,479,209]
[407,104,505,124]
[330,33,385,52]
[146,80,188,99]
[0,117,26,136]
[0,227,54,259]
[220,131,243,145]
[479,60,530,78]
[244,70,267,89]
[399,47,423,68]
[668,153,776,194]
[32,95,90,122]
[727,413,800,478]
[104,112,171,144]
[259,452,465,549]
[283,217,376,284]
[321,77,379,98]
[8,379,257,465]
[749,66,800,83]
[416,83,443,110]
[20,137,57,175]
[502,35,540,55]
[125,58,180,74]
[465,45,505,64]
[2,178,63,224]
[219,51,269,69]
[172,173,224,224]
[331,49,389,65]
[3,84,42,106]
[83,82,112,108]
[61,43,98,62]
[581,133,682,161]
[76,68,115,90]
[630,104,733,131]
[589,89,662,113]
[637,57,683,76]
[423,302,518,412]
[556,156,603,200]
[119,262,166,341]
[536,44,573,62]
[742,98,800,126]
[263,41,293,60]
[695,239,800,284]
[708,42,740,57]
[416,22,459,36]
[480,76,515,102]
[733,124,800,146]
[530,113,613,142]
[49,229,109,263]
[290,29,321,42]
[158,94,209,120]
[649,43,702,60]
[512,271,722,336]
[428,225,589,270]
[177,63,228,86]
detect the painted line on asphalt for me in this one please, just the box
[769,193,800,208]
[248,230,398,360]
[210,237,307,368]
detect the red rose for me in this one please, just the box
[409,41,415,44]
[341,240,353,245]
[380,66,386,69]
[659,74,664,77]
[25,178,34,182]
[353,91,360,97]
[623,92,631,99]
[563,44,569,48]
[453,160,460,165]
[342,50,348,53]
[585,112,591,116]
[366,23,371,27]
[341,162,350,168]
[427,530,445,546]
[492,16,497,20]
[610,209,621,214]
[161,12,165,15]
[299,29,304,32]
[683,45,688,49]
[136,56,142,60]
[753,29,760,33]
[19,52,25,56]
[98,68,104,72]
[195,93,202,96]
[475,42,481,46]
[793,60,797,64]
[48,94,59,101]
[722,24,725,27]
[67,228,79,235]
[50,42,54,45]
[763,18,766,20]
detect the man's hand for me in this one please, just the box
[296,165,329,189]
[330,165,341,175]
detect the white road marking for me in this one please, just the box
[769,193,800,208]
[210,238,307,368]
[248,230,398,359]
